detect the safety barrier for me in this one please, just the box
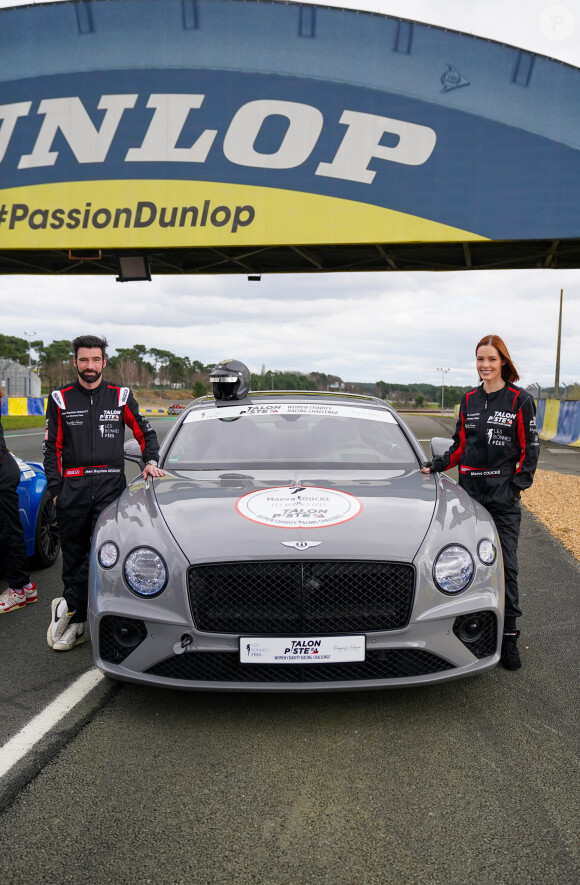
[1,396,47,416]
[3,396,577,443]
[535,398,545,434]
[536,398,580,446]
[539,399,560,441]
[422,398,580,447]
[0,398,172,417]
[550,400,580,446]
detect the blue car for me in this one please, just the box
[13,454,60,568]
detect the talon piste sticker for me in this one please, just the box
[236,486,362,529]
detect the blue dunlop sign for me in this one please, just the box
[1,0,579,249]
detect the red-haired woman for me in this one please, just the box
[422,335,539,670]
[0,389,36,613]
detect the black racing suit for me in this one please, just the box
[0,417,31,590]
[43,379,160,620]
[430,383,539,623]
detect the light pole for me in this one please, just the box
[436,368,450,414]
[554,289,563,397]
[24,330,37,368]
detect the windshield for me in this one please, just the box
[165,402,418,470]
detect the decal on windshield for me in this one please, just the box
[185,403,396,424]
[236,485,362,529]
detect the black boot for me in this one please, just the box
[501,629,521,670]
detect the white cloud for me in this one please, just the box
[2,268,579,390]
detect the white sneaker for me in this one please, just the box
[0,588,26,614]
[47,597,72,648]
[53,620,87,652]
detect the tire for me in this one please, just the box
[32,489,60,568]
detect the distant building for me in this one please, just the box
[0,359,41,397]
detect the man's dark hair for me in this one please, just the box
[72,335,108,359]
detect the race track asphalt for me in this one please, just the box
[0,416,578,884]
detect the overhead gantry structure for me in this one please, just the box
[1,0,579,277]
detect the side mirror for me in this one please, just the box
[124,438,144,466]
[430,437,453,459]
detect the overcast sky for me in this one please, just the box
[2,0,580,391]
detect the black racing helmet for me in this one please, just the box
[210,359,251,400]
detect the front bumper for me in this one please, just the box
[91,608,501,691]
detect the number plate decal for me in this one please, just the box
[240,636,366,664]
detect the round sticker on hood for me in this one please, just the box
[236,486,362,529]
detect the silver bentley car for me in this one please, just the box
[89,385,504,691]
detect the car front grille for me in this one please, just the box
[187,560,415,634]
[145,649,454,683]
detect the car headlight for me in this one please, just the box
[98,542,119,569]
[124,547,167,597]
[477,538,497,565]
[433,545,474,594]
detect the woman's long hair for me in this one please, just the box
[476,334,519,383]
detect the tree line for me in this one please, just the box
[6,332,565,407]
[0,335,208,393]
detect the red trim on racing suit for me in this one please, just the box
[430,383,539,622]
[431,383,539,511]
[42,378,161,620]
[43,379,159,500]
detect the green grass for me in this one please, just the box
[1,415,46,430]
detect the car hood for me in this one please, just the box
[151,469,437,563]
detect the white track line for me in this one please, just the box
[0,668,104,780]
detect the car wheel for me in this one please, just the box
[33,490,60,568]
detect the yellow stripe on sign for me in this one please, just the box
[0,180,489,249]
[539,399,560,441]
[7,397,29,416]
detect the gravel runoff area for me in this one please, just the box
[523,470,580,562]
